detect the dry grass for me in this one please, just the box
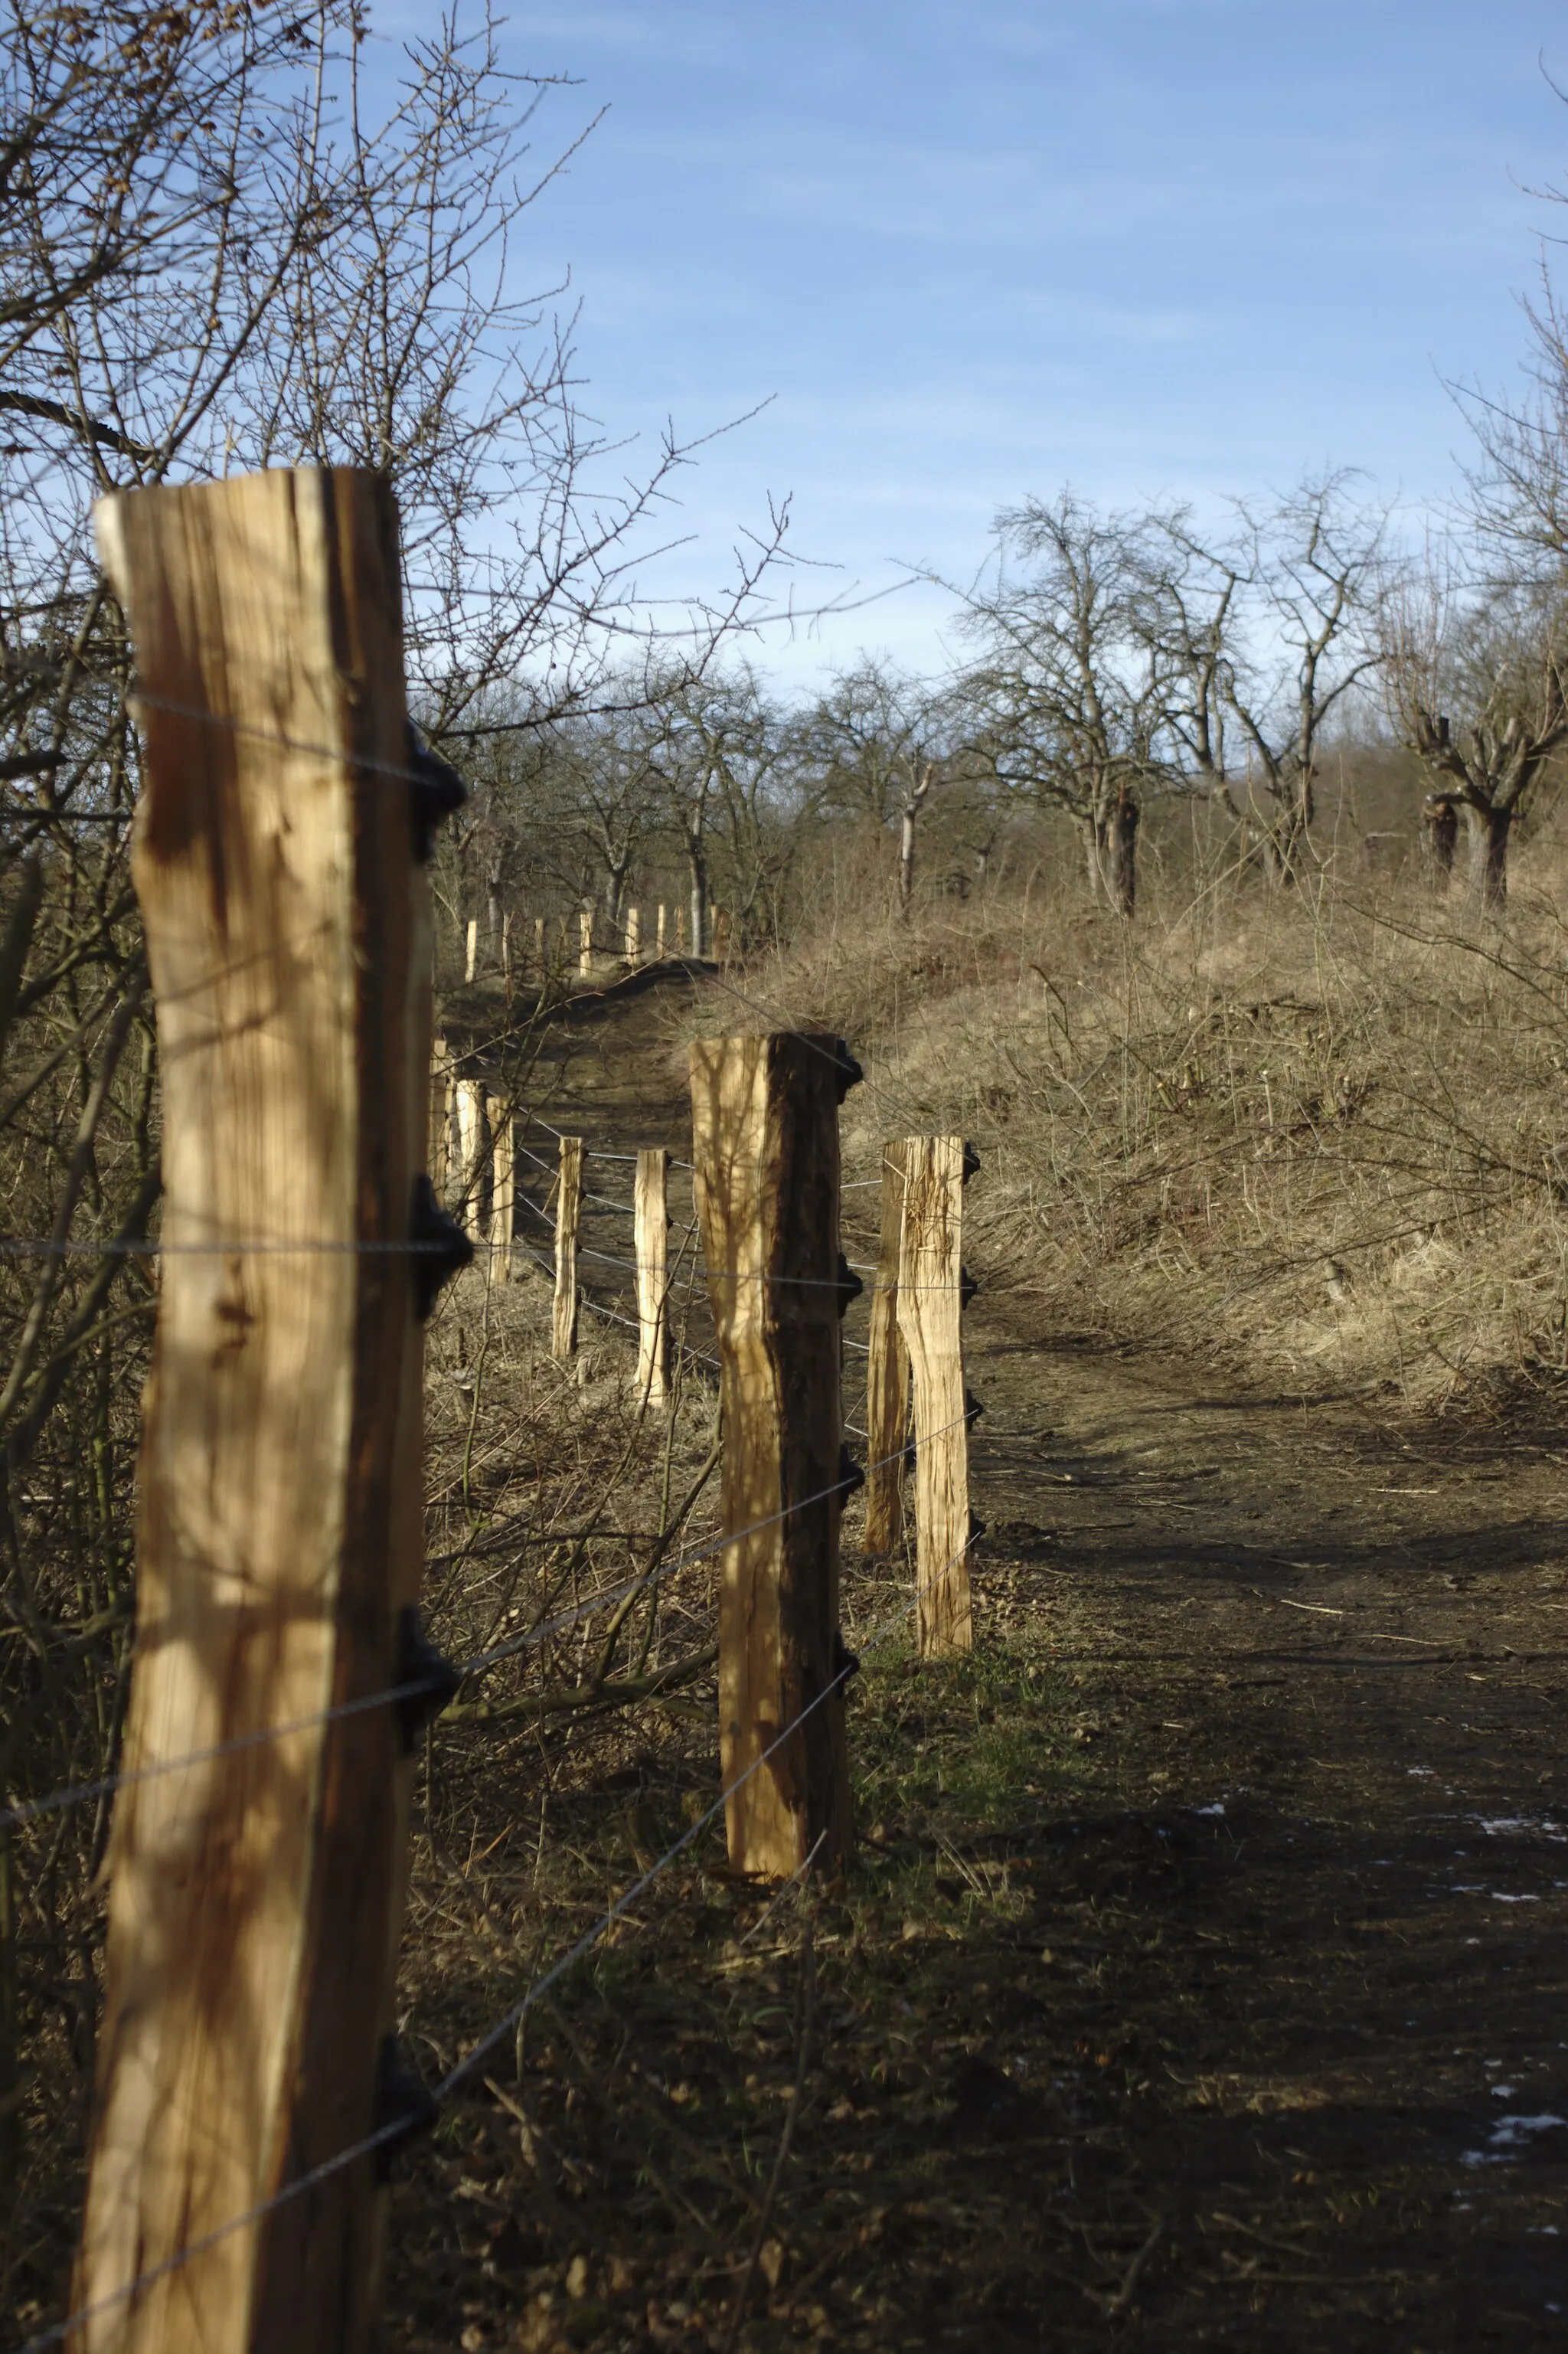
[736,822,1568,1411]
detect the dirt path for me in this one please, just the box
[410,973,1568,2351]
[956,1319,1568,2347]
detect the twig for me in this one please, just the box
[1083,2212,1163,2316]
[722,1921,817,2353]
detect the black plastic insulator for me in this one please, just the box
[838,1443,865,1496]
[965,1391,985,1427]
[959,1265,978,1311]
[969,1513,988,1545]
[410,1174,473,1319]
[394,1604,462,1751]
[962,1141,982,1185]
[373,2035,439,2180]
[405,721,467,863]
[836,1253,864,1316]
[831,1038,864,1103]
[833,1629,862,1683]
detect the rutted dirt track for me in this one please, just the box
[400,970,1568,2351]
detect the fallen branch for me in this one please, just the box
[442,1640,717,1730]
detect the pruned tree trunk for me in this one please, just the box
[1419,796,1458,891]
[1463,801,1511,913]
[1093,791,1138,918]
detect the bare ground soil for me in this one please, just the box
[393,972,1568,2350]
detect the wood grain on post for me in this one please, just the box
[488,1095,514,1283]
[464,914,477,982]
[690,1034,854,1879]
[534,914,545,971]
[897,1136,973,1654]
[553,1135,583,1362]
[656,903,666,957]
[577,910,593,976]
[624,904,640,965]
[863,1140,910,1555]
[634,1147,671,1405]
[455,1078,484,1234]
[81,468,436,2354]
[430,1033,451,1195]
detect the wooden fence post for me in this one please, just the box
[455,1077,485,1235]
[489,1095,514,1283]
[501,911,512,979]
[863,1140,910,1555]
[624,904,640,965]
[553,1135,583,1362]
[430,1033,451,1196]
[80,467,458,2353]
[464,914,477,982]
[655,903,666,958]
[897,1136,975,1654]
[634,1147,671,1405]
[690,1034,859,1878]
[534,914,545,971]
[675,904,687,955]
[577,910,593,977]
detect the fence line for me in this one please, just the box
[16,1574,935,2354]
[0,1407,971,1839]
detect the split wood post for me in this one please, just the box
[488,1094,514,1283]
[634,1147,671,1405]
[534,915,545,971]
[455,1077,485,1235]
[897,1135,975,1654]
[80,466,455,2354]
[577,909,593,977]
[863,1140,911,1555]
[655,903,666,957]
[690,1033,860,1878]
[624,904,640,965]
[464,914,477,982]
[429,1032,451,1196]
[675,904,687,954]
[552,1135,583,1362]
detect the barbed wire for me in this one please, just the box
[1,1404,965,1837]
[16,1568,939,2354]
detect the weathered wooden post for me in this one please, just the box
[534,914,545,971]
[690,1034,860,1878]
[655,903,667,958]
[863,1140,910,1555]
[455,1077,485,1236]
[634,1147,671,1405]
[897,1136,975,1654]
[80,467,465,2354]
[488,1094,514,1283]
[675,904,687,955]
[577,910,593,977]
[501,910,512,979]
[624,904,640,965]
[430,1033,452,1196]
[464,914,478,982]
[552,1135,583,1362]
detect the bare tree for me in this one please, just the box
[1382,557,1568,910]
[1161,477,1384,883]
[953,493,1171,917]
[800,658,956,913]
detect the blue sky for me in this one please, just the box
[386,2,1568,688]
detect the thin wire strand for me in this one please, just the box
[2,1403,966,1836]
[18,1573,939,2354]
